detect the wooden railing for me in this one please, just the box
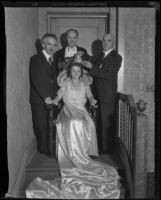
[116,92,137,197]
[117,92,137,171]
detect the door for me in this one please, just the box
[48,15,106,55]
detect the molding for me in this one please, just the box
[47,12,109,18]
[5,138,37,198]
[47,12,109,33]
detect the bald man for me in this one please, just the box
[85,33,122,154]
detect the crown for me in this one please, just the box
[58,51,85,70]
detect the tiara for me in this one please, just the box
[74,51,84,62]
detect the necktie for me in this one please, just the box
[48,57,52,66]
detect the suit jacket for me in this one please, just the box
[89,50,122,104]
[29,51,58,105]
[55,45,89,61]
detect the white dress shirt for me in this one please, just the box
[99,48,114,69]
[103,48,114,57]
[65,46,77,58]
[42,49,51,62]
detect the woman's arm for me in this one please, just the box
[86,86,97,106]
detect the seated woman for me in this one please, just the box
[26,56,121,199]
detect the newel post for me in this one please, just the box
[133,99,148,198]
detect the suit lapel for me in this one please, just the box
[62,48,66,59]
[51,58,57,79]
[39,52,52,77]
[101,50,115,68]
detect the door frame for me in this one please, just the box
[47,12,110,34]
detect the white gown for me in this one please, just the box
[26,79,121,199]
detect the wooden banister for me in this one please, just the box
[116,92,137,198]
[117,92,137,171]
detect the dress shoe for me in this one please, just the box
[89,155,97,159]
[37,147,49,155]
[99,149,112,155]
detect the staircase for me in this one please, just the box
[19,143,127,198]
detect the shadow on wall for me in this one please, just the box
[60,32,68,48]
[35,39,43,53]
[35,37,103,56]
[91,39,103,56]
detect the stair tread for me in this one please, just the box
[27,151,123,171]
[22,151,126,198]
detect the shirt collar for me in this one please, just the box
[66,46,77,52]
[103,48,113,57]
[42,49,51,61]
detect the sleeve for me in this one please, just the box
[57,85,66,99]
[89,56,122,80]
[30,57,50,101]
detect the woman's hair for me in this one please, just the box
[67,62,84,78]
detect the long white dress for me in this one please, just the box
[26,79,121,199]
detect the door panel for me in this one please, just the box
[50,17,105,55]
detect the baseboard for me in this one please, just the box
[5,138,37,198]
[147,172,155,198]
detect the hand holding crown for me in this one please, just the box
[82,60,93,69]
[74,51,93,69]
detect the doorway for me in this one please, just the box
[47,12,109,56]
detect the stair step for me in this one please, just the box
[21,151,126,198]
[26,152,58,168]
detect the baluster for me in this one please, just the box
[125,101,128,151]
[127,101,129,151]
[130,121,134,162]
[122,101,126,146]
[127,105,130,156]
[128,112,131,159]
[118,100,121,137]
[120,101,124,141]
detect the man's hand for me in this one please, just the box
[89,97,98,107]
[52,97,59,106]
[82,61,93,69]
[45,97,53,105]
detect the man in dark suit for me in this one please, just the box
[84,33,122,154]
[29,33,58,156]
[55,29,90,73]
